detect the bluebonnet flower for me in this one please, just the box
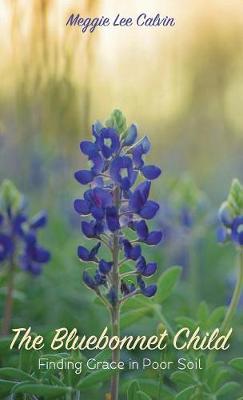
[130,220,163,245]
[0,180,50,276]
[74,110,162,305]
[78,243,101,262]
[137,276,157,297]
[0,233,13,262]
[156,176,211,274]
[217,179,243,247]
[123,239,141,260]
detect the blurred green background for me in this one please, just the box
[0,0,243,387]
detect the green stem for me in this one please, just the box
[154,306,175,337]
[189,235,199,307]
[1,261,15,336]
[110,305,120,400]
[110,186,121,400]
[221,249,243,332]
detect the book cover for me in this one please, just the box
[0,1,243,399]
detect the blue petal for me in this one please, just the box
[142,284,157,297]
[93,187,112,208]
[124,124,137,146]
[106,207,120,232]
[137,275,146,290]
[78,246,90,261]
[90,153,104,174]
[81,221,96,238]
[110,156,135,190]
[141,136,151,153]
[129,181,151,211]
[26,262,42,276]
[12,214,27,235]
[98,128,120,159]
[146,231,163,245]
[123,240,141,260]
[89,242,101,259]
[0,233,13,262]
[238,232,243,245]
[139,201,159,219]
[136,256,146,274]
[142,262,157,277]
[141,165,161,180]
[135,220,148,240]
[132,137,151,169]
[74,170,94,184]
[231,216,243,246]
[218,203,234,228]
[32,246,50,263]
[74,199,90,215]
[180,208,193,228]
[30,211,47,229]
[23,232,37,246]
[83,271,96,289]
[80,141,98,156]
[99,259,112,274]
[92,121,104,139]
[107,288,117,305]
[94,269,106,285]
[216,226,228,243]
[91,206,104,220]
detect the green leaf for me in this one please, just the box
[197,301,209,326]
[136,391,152,400]
[121,308,152,329]
[208,307,226,327]
[0,337,12,354]
[213,368,231,391]
[19,348,35,373]
[229,358,243,374]
[156,266,182,303]
[171,371,195,386]
[175,317,196,330]
[175,386,195,400]
[122,379,174,399]
[12,383,71,398]
[0,368,36,382]
[77,369,116,390]
[122,296,152,312]
[0,379,16,396]
[127,381,140,400]
[94,348,111,363]
[216,381,240,396]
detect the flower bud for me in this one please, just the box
[0,179,22,214]
[227,178,243,213]
[105,109,127,135]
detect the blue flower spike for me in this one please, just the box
[0,180,50,335]
[74,110,162,304]
[0,180,50,276]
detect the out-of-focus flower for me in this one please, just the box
[218,179,243,247]
[0,179,50,276]
[157,175,210,271]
